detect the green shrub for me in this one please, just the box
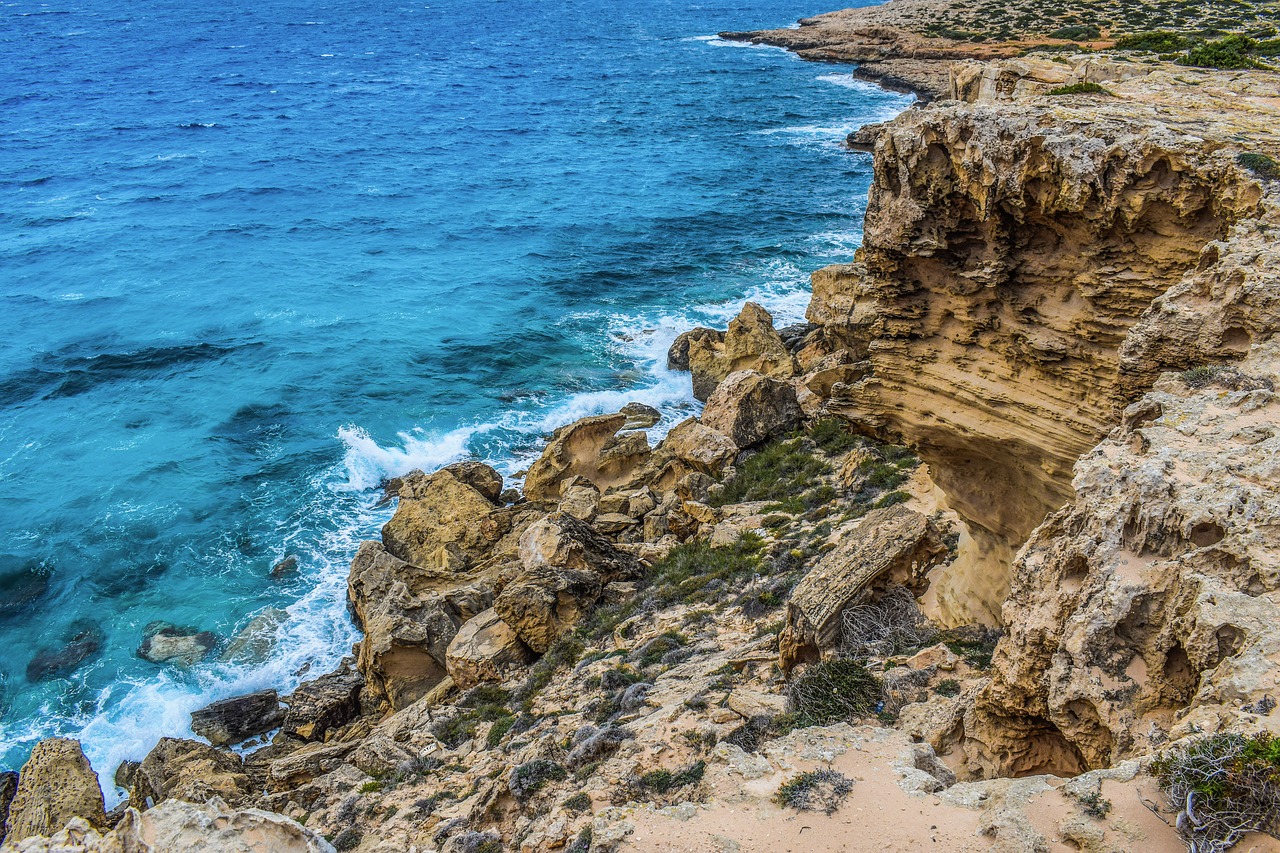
[774,769,854,814]
[709,436,831,507]
[939,626,1002,669]
[1047,82,1114,96]
[808,418,861,455]
[1113,31,1193,52]
[487,715,516,747]
[1048,24,1101,40]
[359,780,382,793]
[509,758,568,800]
[934,679,962,697]
[787,659,883,727]
[562,791,593,813]
[637,760,706,793]
[1239,152,1280,180]
[873,490,911,509]
[1151,732,1280,851]
[1181,35,1262,68]
[645,535,765,607]
[1072,789,1113,819]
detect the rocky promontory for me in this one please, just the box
[5,4,1280,852]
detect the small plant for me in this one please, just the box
[808,417,862,455]
[562,791,593,813]
[566,826,593,853]
[709,436,832,507]
[1113,31,1193,52]
[774,769,855,814]
[1073,789,1113,819]
[1151,732,1280,852]
[935,679,962,697]
[358,780,383,794]
[1239,152,1280,180]
[332,827,362,851]
[509,758,568,801]
[637,760,706,793]
[939,625,1002,669]
[487,715,516,747]
[1047,82,1114,96]
[787,659,883,727]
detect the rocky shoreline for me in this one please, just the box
[4,3,1280,852]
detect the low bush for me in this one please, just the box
[1048,24,1101,40]
[509,758,568,801]
[939,625,1002,669]
[709,436,831,507]
[1151,732,1280,852]
[638,760,706,793]
[807,417,861,455]
[1047,82,1113,96]
[935,679,962,697]
[562,791,593,813]
[1239,152,1280,180]
[1181,35,1262,69]
[786,659,882,727]
[774,769,855,814]
[1113,31,1193,52]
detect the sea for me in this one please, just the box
[0,0,909,797]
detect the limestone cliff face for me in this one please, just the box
[960,341,1280,778]
[811,89,1265,624]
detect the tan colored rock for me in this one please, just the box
[961,345,1280,778]
[445,608,534,690]
[806,95,1265,624]
[380,466,507,571]
[347,541,492,710]
[656,418,738,477]
[701,370,801,450]
[906,644,959,672]
[780,507,947,671]
[495,512,640,652]
[266,742,355,791]
[557,478,600,522]
[130,738,252,810]
[667,327,723,372]
[619,402,661,430]
[523,414,651,503]
[280,664,363,742]
[4,740,104,841]
[686,303,796,402]
[0,798,335,853]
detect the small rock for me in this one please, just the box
[25,620,104,682]
[191,689,284,747]
[594,512,639,533]
[726,689,787,719]
[907,643,960,672]
[619,402,661,430]
[269,555,299,578]
[441,460,504,504]
[221,608,289,665]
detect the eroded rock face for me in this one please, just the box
[495,513,641,652]
[957,345,1280,778]
[3,798,336,853]
[380,466,507,571]
[523,414,652,503]
[346,540,492,710]
[445,607,534,690]
[810,100,1262,623]
[130,738,253,810]
[700,370,800,449]
[281,665,363,741]
[0,771,16,846]
[780,506,948,671]
[685,303,796,402]
[4,740,104,842]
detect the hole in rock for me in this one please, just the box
[1221,326,1251,353]
[1005,717,1088,778]
[1215,624,1247,663]
[1189,521,1225,548]
[1162,643,1198,707]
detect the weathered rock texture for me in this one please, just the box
[380,465,508,571]
[191,690,283,747]
[523,414,651,503]
[955,342,1280,778]
[780,506,948,670]
[3,740,104,842]
[130,738,253,810]
[809,83,1268,625]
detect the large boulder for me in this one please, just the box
[381,465,508,571]
[494,513,641,652]
[779,506,948,671]
[522,414,652,503]
[280,664,363,741]
[681,303,796,401]
[700,370,801,449]
[667,327,723,372]
[494,566,602,654]
[191,690,284,747]
[130,738,253,810]
[656,418,739,477]
[4,798,336,853]
[346,541,492,710]
[3,739,104,841]
[445,608,535,690]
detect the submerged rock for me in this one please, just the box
[191,690,284,747]
[25,621,103,682]
[4,738,105,841]
[220,608,289,665]
[269,555,299,579]
[137,622,218,666]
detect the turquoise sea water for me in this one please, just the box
[0,0,908,794]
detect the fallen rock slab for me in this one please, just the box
[191,690,284,747]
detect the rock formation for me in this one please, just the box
[4,740,105,841]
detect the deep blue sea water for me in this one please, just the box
[0,0,908,795]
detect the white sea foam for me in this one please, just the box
[337,423,479,491]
